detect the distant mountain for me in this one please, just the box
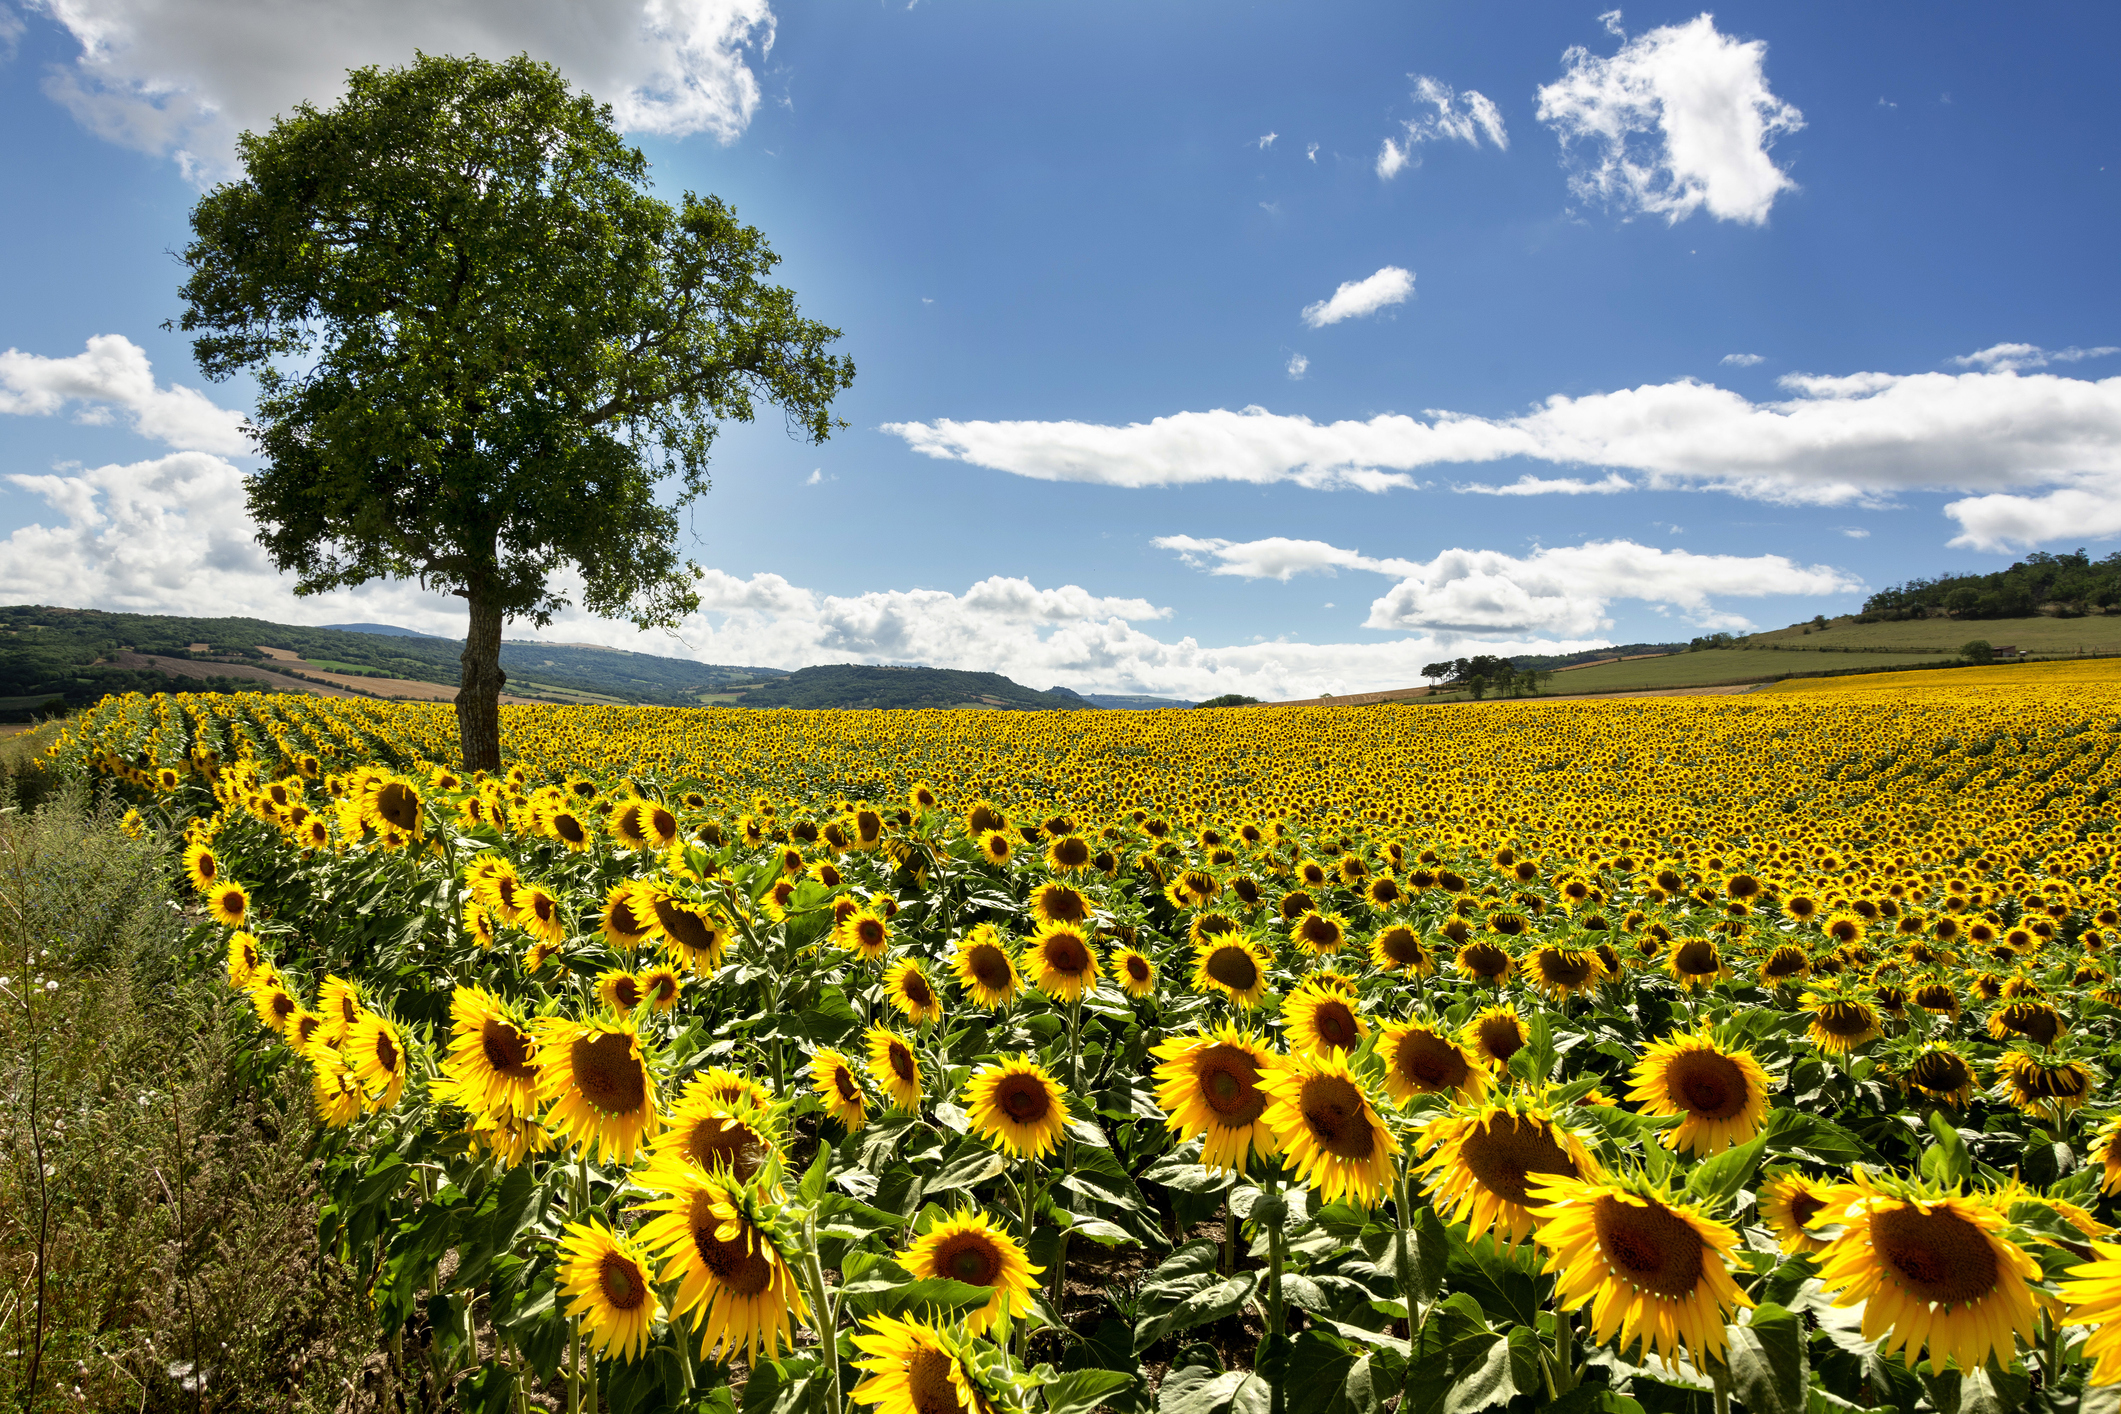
[734,664,1089,711]
[0,605,786,709]
[1049,686,1196,710]
[320,622,428,637]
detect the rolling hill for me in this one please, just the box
[722,664,1092,711]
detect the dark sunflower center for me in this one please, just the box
[599,1251,650,1310]
[1909,1050,1972,1091]
[1043,934,1092,975]
[1477,1016,1526,1062]
[1040,887,1088,923]
[1298,1074,1376,1159]
[686,1116,770,1180]
[1312,1001,1358,1051]
[966,944,1012,991]
[1674,940,1718,974]
[1539,949,1596,986]
[1053,838,1091,867]
[650,808,677,839]
[1378,928,1423,966]
[905,1347,969,1414]
[1461,943,1509,978]
[1763,949,1808,979]
[375,782,420,830]
[556,815,587,845]
[1205,945,1260,991]
[1195,1047,1267,1125]
[1789,1191,1827,1230]
[1299,916,1341,948]
[889,1041,917,1084]
[833,1065,861,1102]
[1667,1051,1747,1118]
[1459,1116,1577,1204]
[481,1019,536,1078]
[1815,1002,1875,1037]
[940,1235,1003,1287]
[902,971,937,1008]
[611,976,643,1010]
[374,1030,399,1072]
[692,1209,776,1297]
[1394,1032,1467,1091]
[1872,1204,2000,1306]
[998,1075,1052,1123]
[655,899,715,952]
[1591,1195,1705,1300]
[572,1032,647,1114]
[856,919,886,948]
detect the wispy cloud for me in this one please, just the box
[1300,266,1415,329]
[1376,74,1506,180]
[1721,352,1765,367]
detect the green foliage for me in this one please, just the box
[1863,549,2121,620]
[1195,694,1263,709]
[1962,640,1996,664]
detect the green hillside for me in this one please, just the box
[728,664,1091,711]
[0,605,785,709]
[1740,612,2121,656]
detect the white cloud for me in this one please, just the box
[1157,534,1858,638]
[1720,352,1764,367]
[884,360,2121,506]
[1455,472,1634,496]
[1285,352,1309,381]
[29,0,774,180]
[1951,342,2119,374]
[1300,266,1415,329]
[1838,527,1870,538]
[1600,10,1626,38]
[1945,477,2121,552]
[1306,142,1319,163]
[1536,13,1803,225]
[1257,131,1278,149]
[1376,74,1505,180]
[0,335,250,455]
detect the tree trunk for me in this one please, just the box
[457,589,507,774]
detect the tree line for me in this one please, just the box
[1862,551,2121,621]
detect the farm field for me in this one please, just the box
[1745,614,2121,656]
[1414,646,1955,700]
[33,666,2121,1414]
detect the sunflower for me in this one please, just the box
[248,974,299,1035]
[1454,941,1514,985]
[811,1048,868,1132]
[899,1210,1043,1335]
[1803,989,1883,1053]
[182,841,220,893]
[1759,944,1812,985]
[1149,1023,1281,1172]
[952,927,1020,1009]
[440,986,539,1118]
[1464,1005,1530,1068]
[207,881,250,930]
[1902,1043,1976,1107]
[1030,881,1093,928]
[1666,937,1725,989]
[1824,914,1866,947]
[1378,1021,1489,1105]
[645,887,730,974]
[518,885,566,945]
[2059,1243,2121,1385]
[316,973,363,1048]
[1045,834,1094,874]
[345,1010,408,1110]
[837,909,893,962]
[600,882,655,950]
[631,1160,807,1362]
[1369,924,1433,976]
[850,1314,997,1414]
[965,1057,1069,1160]
[1526,945,1608,999]
[533,1017,660,1162]
[1814,1170,2039,1375]
[1261,1050,1399,1208]
[596,969,646,1017]
[1281,981,1366,1056]
[312,1052,365,1128]
[1110,947,1157,998]
[1291,910,1348,956]
[1996,1050,2094,1115]
[976,830,1014,866]
[883,959,944,1026]
[1989,999,2065,1047]
[1416,1093,1600,1247]
[1758,1169,1840,1255]
[653,1088,783,1182]
[1191,936,1272,1008]
[1190,910,1242,947]
[557,1218,661,1363]
[2094,1116,2121,1195]
[1026,923,1101,1002]
[1527,1170,1751,1366]
[225,930,263,990]
[866,1026,925,1111]
[1627,1031,1772,1155]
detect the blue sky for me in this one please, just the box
[3,1,2118,698]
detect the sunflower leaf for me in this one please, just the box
[1918,1366,2030,1414]
[1683,1133,1769,1209]
[1724,1304,1808,1414]
[1287,1330,1388,1414]
[1044,1369,1137,1414]
[1154,1366,1269,1414]
[1134,1271,1259,1351]
[1920,1111,1972,1188]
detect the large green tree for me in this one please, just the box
[177,53,854,770]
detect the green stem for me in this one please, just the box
[1265,1173,1287,1340]
[798,1209,845,1414]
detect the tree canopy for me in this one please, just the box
[176,52,855,768]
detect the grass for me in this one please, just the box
[1764,656,2121,693]
[0,779,379,1411]
[1744,612,2121,655]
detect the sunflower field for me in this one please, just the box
[44,667,2121,1414]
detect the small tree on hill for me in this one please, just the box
[176,54,855,770]
[1961,640,1995,664]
